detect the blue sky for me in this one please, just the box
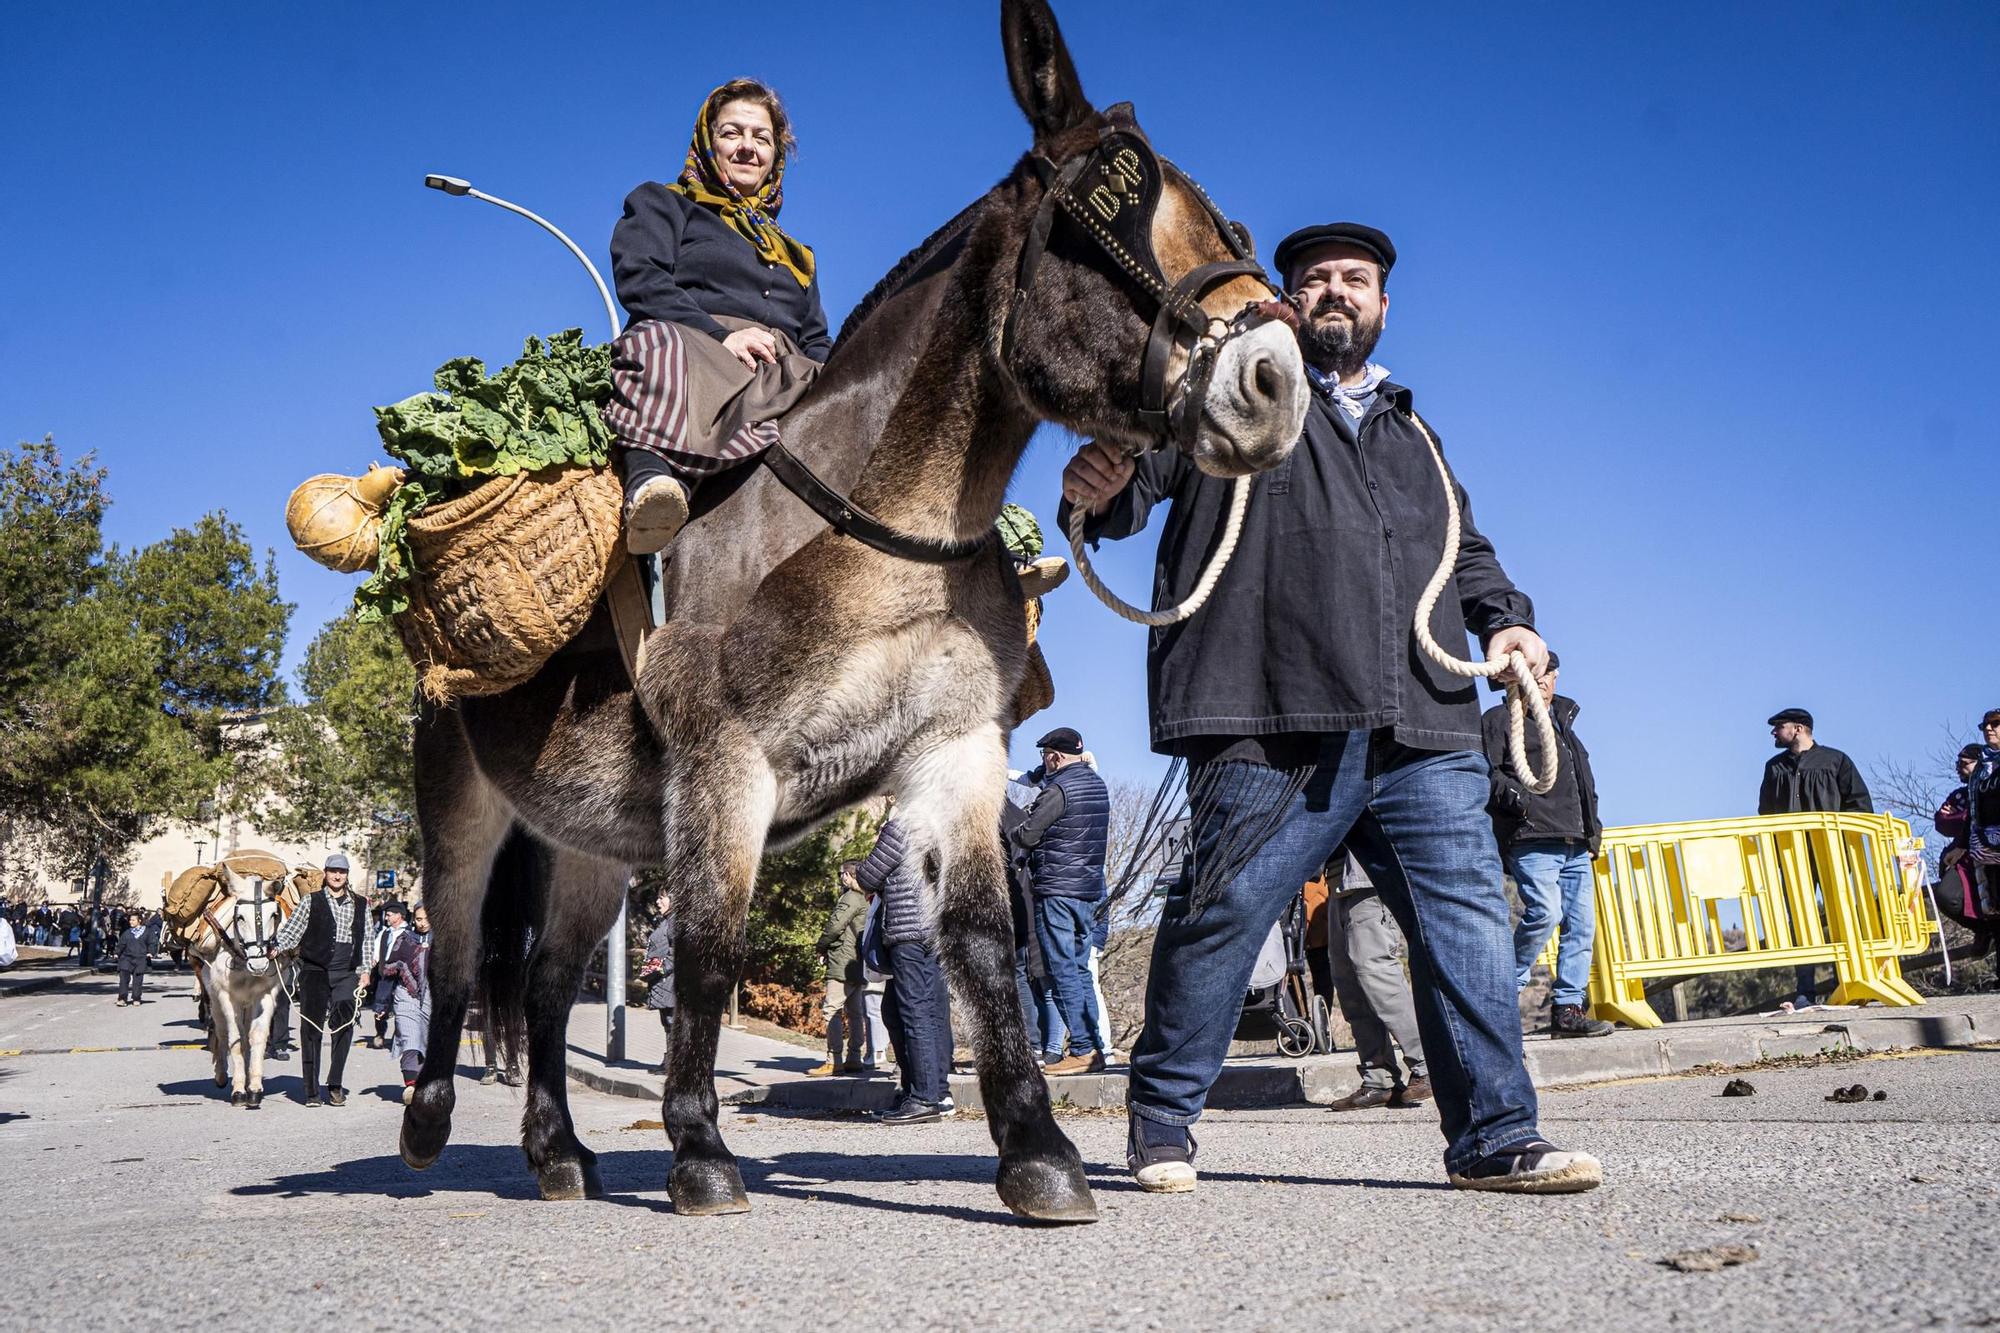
[5,2,1995,828]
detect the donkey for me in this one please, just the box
[399,0,1309,1221]
[184,865,287,1110]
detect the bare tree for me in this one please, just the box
[1869,717,1976,870]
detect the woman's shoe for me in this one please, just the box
[625,475,691,555]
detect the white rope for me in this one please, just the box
[1068,472,1252,627]
[1405,412,1560,795]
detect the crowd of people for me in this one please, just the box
[2,899,163,967]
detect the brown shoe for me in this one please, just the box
[806,1060,837,1077]
[1327,1085,1397,1112]
[1042,1051,1107,1076]
[1394,1076,1434,1106]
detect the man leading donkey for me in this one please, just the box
[275,852,369,1107]
[1063,222,1603,1195]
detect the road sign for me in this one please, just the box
[375,870,397,890]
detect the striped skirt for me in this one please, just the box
[605,316,820,479]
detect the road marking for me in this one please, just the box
[0,1043,205,1058]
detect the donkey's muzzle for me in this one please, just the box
[1192,321,1308,478]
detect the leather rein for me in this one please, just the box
[756,114,1272,565]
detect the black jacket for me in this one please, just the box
[610,184,832,361]
[1483,695,1602,855]
[1758,745,1872,816]
[115,927,149,971]
[1066,386,1533,755]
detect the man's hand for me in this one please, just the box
[722,326,779,370]
[1062,441,1135,517]
[1484,625,1550,686]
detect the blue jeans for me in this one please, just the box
[882,940,953,1104]
[1507,839,1596,1007]
[1129,731,1542,1175]
[1033,896,1104,1056]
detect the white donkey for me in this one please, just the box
[180,860,293,1110]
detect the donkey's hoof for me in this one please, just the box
[997,1155,1099,1224]
[245,1090,264,1111]
[537,1155,606,1202]
[229,1090,246,1107]
[214,1073,228,1088]
[669,1159,750,1216]
[400,1111,451,1171]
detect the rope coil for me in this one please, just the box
[1066,410,1559,796]
[1066,472,1251,627]
[1404,412,1559,795]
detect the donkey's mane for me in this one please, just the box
[831,190,1001,351]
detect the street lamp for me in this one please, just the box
[422,174,622,345]
[422,171,629,1060]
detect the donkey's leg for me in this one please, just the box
[219,997,247,1105]
[207,978,229,1089]
[662,744,775,1216]
[245,987,273,1108]
[518,844,628,1201]
[401,717,513,1170]
[910,726,1097,1222]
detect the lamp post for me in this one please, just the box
[422,172,630,1061]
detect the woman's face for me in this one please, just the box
[414,908,429,932]
[711,99,777,196]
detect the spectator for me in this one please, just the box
[863,817,955,1123]
[1008,726,1111,1076]
[365,904,396,1050]
[858,888,891,1072]
[114,910,148,1005]
[1484,652,1614,1038]
[1970,709,2000,924]
[1321,852,1431,1110]
[0,910,17,969]
[810,864,870,1076]
[274,852,367,1107]
[1002,771,1063,1063]
[1933,744,1995,960]
[1758,708,1873,1005]
[377,901,430,1102]
[639,888,676,1078]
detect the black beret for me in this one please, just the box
[1034,726,1085,755]
[1273,222,1397,285]
[1546,650,1561,672]
[1767,708,1814,729]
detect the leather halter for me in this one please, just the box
[760,441,990,564]
[194,880,279,975]
[1000,116,1274,457]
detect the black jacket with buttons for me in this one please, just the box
[610,183,832,361]
[1066,385,1534,756]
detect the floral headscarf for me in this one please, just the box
[664,84,815,288]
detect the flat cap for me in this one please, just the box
[1273,222,1397,285]
[1034,727,1085,755]
[322,852,350,871]
[1767,708,1814,729]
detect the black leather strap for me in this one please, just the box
[760,441,989,564]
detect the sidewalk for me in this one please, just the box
[569,991,2000,1112]
[564,998,832,1104]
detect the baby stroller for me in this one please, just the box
[1235,890,1333,1058]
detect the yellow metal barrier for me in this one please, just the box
[1533,812,1934,1029]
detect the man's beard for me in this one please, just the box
[1295,292,1384,379]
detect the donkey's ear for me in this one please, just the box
[1002,0,1091,142]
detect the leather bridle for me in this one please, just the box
[752,113,1274,566]
[194,878,280,976]
[1000,113,1277,459]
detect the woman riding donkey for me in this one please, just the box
[610,78,832,555]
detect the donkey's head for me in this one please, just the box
[995,0,1308,478]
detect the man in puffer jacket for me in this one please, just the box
[861,817,954,1123]
[1009,727,1111,1076]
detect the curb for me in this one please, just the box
[568,1004,1988,1112]
[0,969,92,997]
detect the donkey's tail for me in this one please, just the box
[476,828,545,1076]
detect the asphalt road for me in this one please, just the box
[5,970,1997,1332]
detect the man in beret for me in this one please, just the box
[1062,223,1601,1195]
[1007,727,1112,1075]
[1757,708,1872,1005]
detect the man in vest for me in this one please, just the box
[1008,727,1112,1076]
[275,852,368,1106]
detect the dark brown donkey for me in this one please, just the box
[398,0,1309,1222]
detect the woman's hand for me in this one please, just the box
[1061,441,1136,517]
[723,327,779,370]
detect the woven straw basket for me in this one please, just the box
[394,464,625,703]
